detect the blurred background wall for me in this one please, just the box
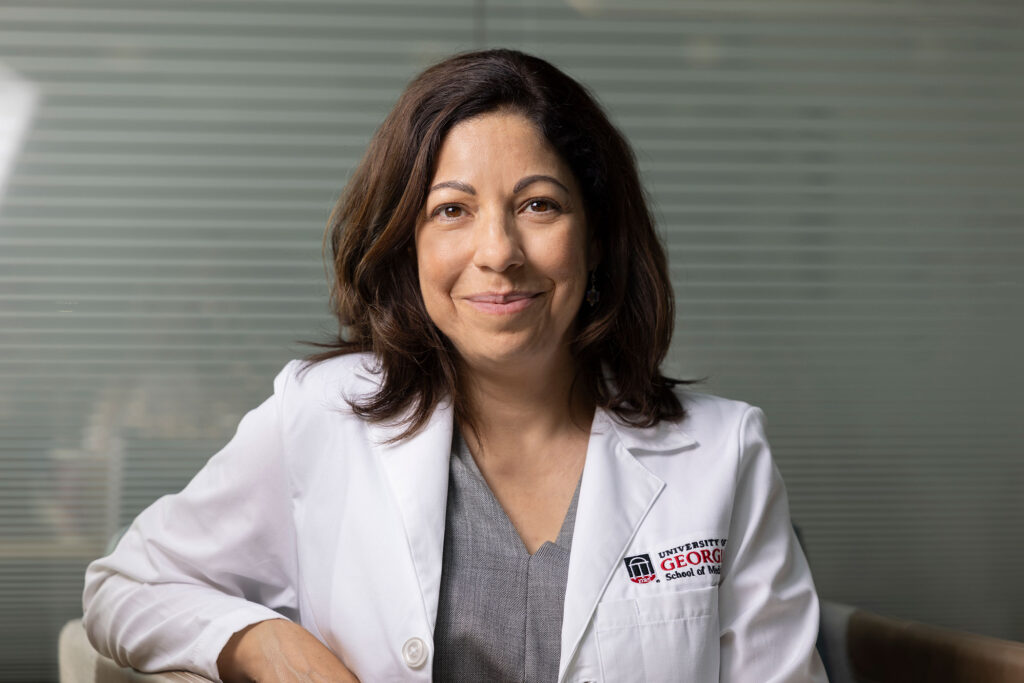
[1,0,1022,680]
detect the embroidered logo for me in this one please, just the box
[622,535,727,585]
[623,554,657,584]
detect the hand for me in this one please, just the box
[217,618,360,682]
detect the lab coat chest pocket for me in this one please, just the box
[595,585,719,683]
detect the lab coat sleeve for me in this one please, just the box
[718,406,828,682]
[82,361,301,681]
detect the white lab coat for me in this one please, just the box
[83,353,828,682]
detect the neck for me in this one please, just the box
[458,348,594,462]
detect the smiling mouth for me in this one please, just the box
[462,291,542,314]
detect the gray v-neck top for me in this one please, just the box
[432,431,582,683]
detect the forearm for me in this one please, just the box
[217,618,359,683]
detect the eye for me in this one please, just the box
[524,198,561,214]
[433,204,465,221]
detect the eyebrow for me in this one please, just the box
[428,174,570,196]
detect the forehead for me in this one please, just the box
[430,111,572,182]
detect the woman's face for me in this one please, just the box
[415,111,592,374]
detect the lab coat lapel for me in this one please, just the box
[557,408,697,682]
[369,398,454,633]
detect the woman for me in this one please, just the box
[83,48,827,682]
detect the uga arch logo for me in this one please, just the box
[623,554,657,584]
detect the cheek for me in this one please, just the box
[416,235,462,304]
[544,233,590,290]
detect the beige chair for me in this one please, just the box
[58,619,214,683]
[818,601,1024,683]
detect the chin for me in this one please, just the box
[459,337,570,372]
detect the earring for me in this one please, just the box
[586,270,600,307]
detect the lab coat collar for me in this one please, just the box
[354,358,696,456]
[556,407,697,681]
[351,357,696,454]
[602,408,697,454]
[356,360,700,678]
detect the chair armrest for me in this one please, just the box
[847,608,1024,683]
[818,600,859,683]
[59,619,216,683]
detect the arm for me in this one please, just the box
[82,361,342,680]
[718,406,828,682]
[217,619,359,683]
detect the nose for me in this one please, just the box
[471,208,524,273]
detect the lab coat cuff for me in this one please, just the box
[187,603,292,682]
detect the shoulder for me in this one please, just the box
[271,352,381,417]
[673,387,761,447]
[602,387,762,464]
[665,390,777,493]
[278,352,378,389]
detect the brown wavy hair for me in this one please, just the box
[301,48,699,439]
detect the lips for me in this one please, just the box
[462,291,542,314]
[465,292,537,304]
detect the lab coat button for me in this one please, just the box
[402,637,428,669]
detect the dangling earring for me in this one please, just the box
[586,270,600,307]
